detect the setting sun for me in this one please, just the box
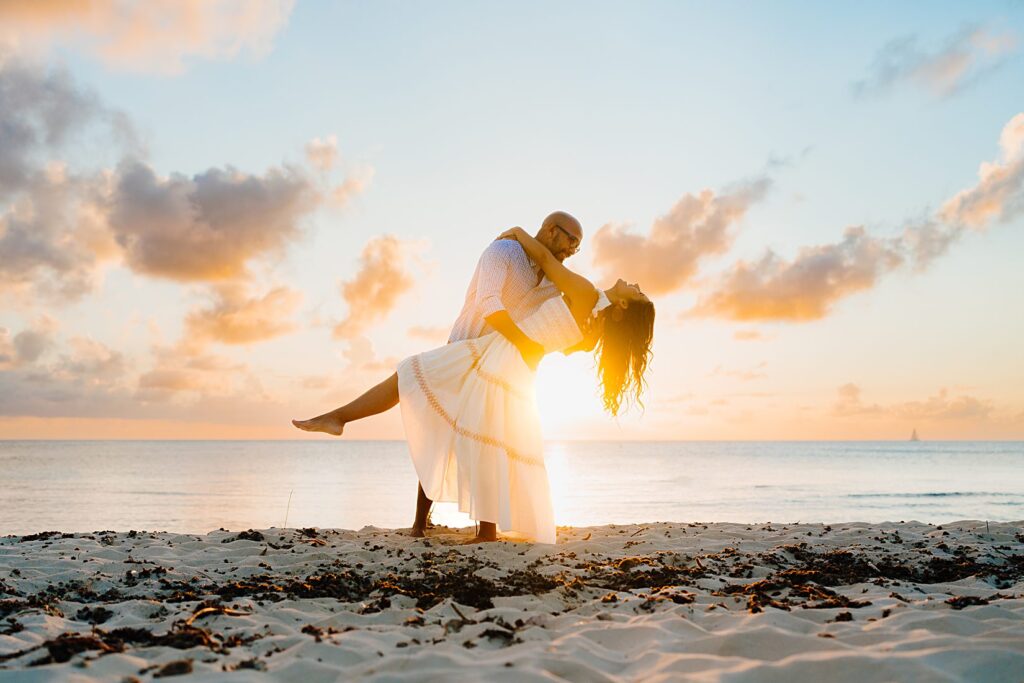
[535,353,607,437]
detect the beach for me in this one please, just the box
[1,520,1022,682]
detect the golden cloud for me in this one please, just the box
[136,343,247,402]
[185,284,303,345]
[0,0,295,74]
[333,235,416,339]
[331,170,374,208]
[591,178,771,295]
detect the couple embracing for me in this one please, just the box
[293,211,654,544]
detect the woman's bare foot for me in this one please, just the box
[291,411,345,436]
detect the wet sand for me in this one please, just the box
[1,520,1022,681]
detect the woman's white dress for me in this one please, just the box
[396,292,608,544]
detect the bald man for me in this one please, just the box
[293,211,584,541]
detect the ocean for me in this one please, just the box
[1,440,1022,535]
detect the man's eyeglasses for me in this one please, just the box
[555,225,580,254]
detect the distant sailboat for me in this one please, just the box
[910,428,920,442]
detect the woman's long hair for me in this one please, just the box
[594,299,655,416]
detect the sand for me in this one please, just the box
[1,520,1022,682]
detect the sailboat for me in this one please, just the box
[910,428,920,442]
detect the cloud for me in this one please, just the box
[833,383,994,422]
[732,329,764,341]
[0,330,11,367]
[0,333,130,416]
[709,361,767,382]
[0,0,295,75]
[1,58,368,312]
[690,111,1024,322]
[305,135,338,172]
[853,26,1017,99]
[0,59,104,194]
[330,168,375,208]
[690,226,904,322]
[305,135,374,206]
[136,343,247,403]
[2,57,359,307]
[109,160,318,282]
[0,316,58,369]
[0,59,131,302]
[341,336,400,374]
[333,235,416,339]
[0,330,286,424]
[12,317,58,364]
[591,177,771,295]
[833,383,884,417]
[894,388,994,421]
[899,219,963,270]
[940,112,1024,228]
[185,284,303,345]
[55,336,127,384]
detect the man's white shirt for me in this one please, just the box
[448,239,558,343]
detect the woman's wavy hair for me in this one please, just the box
[593,298,655,416]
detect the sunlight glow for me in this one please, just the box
[535,354,605,437]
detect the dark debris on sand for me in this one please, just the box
[1,526,1021,669]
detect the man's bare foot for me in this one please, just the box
[463,534,499,544]
[291,412,345,436]
[463,522,498,544]
[408,526,426,538]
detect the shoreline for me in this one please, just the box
[1,521,1022,681]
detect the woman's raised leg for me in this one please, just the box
[292,372,399,435]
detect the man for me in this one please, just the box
[292,211,583,541]
[448,210,582,363]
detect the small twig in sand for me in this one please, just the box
[450,603,472,623]
[184,606,251,626]
[283,490,294,529]
[630,527,648,537]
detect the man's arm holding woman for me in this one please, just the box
[474,242,544,370]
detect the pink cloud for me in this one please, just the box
[940,112,1024,228]
[689,227,904,322]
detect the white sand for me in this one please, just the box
[1,521,1022,682]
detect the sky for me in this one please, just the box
[0,0,1022,441]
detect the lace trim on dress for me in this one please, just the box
[411,354,544,468]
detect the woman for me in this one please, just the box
[294,227,654,544]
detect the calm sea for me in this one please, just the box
[1,441,1022,535]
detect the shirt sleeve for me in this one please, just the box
[474,241,512,319]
